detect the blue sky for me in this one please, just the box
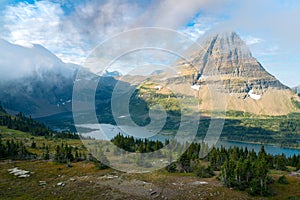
[0,0,299,87]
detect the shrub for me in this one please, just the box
[278,175,289,185]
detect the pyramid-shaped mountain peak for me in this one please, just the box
[188,31,288,94]
[205,31,253,59]
[170,31,300,115]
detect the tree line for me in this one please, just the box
[0,138,34,160]
[54,143,86,164]
[2,108,300,198]
[0,105,79,139]
[111,133,300,197]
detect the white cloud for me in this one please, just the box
[0,0,233,66]
[1,0,144,64]
[179,16,222,41]
[243,36,264,46]
[141,0,232,29]
[2,1,81,63]
[219,0,300,52]
[0,39,75,81]
[14,40,34,48]
[3,2,64,44]
[67,0,142,41]
[1,0,299,87]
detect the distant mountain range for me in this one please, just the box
[0,32,299,122]
[0,39,121,122]
[0,39,78,117]
[103,70,122,77]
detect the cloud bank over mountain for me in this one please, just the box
[0,0,299,86]
[0,39,75,81]
[0,0,229,64]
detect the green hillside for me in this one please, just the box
[1,106,300,199]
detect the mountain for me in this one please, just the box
[190,32,287,91]
[0,39,126,126]
[189,32,300,115]
[1,32,299,123]
[147,32,300,116]
[0,39,76,80]
[0,104,6,114]
[102,70,122,77]
[293,86,300,96]
[0,39,78,117]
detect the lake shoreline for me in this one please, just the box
[218,138,300,150]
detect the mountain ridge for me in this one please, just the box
[0,39,78,117]
[196,32,299,115]
[149,31,300,116]
[0,32,299,118]
[191,32,288,93]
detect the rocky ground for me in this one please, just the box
[1,160,300,199]
[0,160,255,200]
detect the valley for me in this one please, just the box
[1,112,300,199]
[37,110,300,150]
[0,28,300,199]
[1,0,300,199]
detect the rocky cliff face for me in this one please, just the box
[170,32,300,115]
[188,32,288,94]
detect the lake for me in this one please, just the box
[216,140,300,157]
[77,123,174,141]
[77,123,300,157]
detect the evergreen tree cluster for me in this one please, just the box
[111,134,214,177]
[0,108,79,139]
[209,146,300,172]
[110,133,300,197]
[219,146,272,196]
[213,145,300,196]
[54,143,86,163]
[0,138,33,160]
[169,142,212,176]
[111,133,164,153]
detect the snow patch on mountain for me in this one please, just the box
[248,89,261,100]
